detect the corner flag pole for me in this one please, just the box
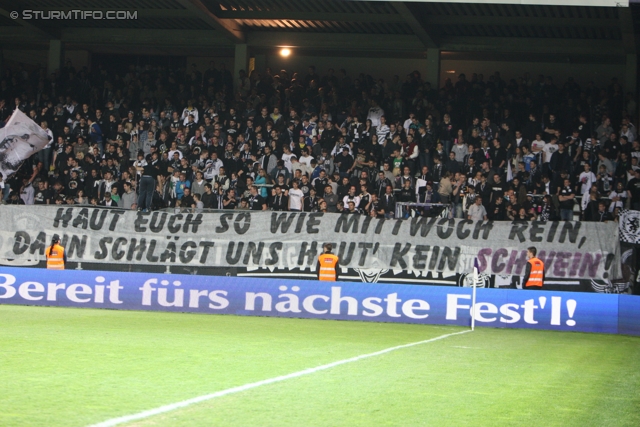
[472,258,479,331]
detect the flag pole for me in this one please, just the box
[472,258,479,331]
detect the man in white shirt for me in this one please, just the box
[168,143,183,161]
[627,157,640,182]
[291,156,310,178]
[20,178,35,205]
[578,163,597,195]
[204,153,223,181]
[530,134,546,156]
[467,196,488,221]
[622,118,637,141]
[342,185,361,209]
[543,138,558,164]
[181,102,199,125]
[288,180,304,211]
[281,146,295,173]
[367,99,384,128]
[403,113,416,134]
[620,124,635,144]
[608,182,627,212]
[299,149,314,168]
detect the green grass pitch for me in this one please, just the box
[0,305,638,427]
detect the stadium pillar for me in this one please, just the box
[254,54,266,75]
[625,54,637,103]
[48,40,63,75]
[426,48,440,89]
[234,43,248,92]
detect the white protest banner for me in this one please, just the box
[0,206,620,280]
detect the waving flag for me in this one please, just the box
[0,109,50,179]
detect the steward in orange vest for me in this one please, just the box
[523,246,544,289]
[317,243,339,281]
[46,237,67,270]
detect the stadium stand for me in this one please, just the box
[1,61,636,225]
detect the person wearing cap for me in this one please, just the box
[317,243,339,281]
[46,237,67,270]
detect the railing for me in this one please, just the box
[0,194,622,221]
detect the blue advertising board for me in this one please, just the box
[0,267,637,335]
[618,295,640,336]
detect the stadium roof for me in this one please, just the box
[0,1,637,59]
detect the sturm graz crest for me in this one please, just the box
[353,268,389,283]
[458,272,490,288]
[619,209,640,244]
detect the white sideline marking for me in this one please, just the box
[88,329,472,427]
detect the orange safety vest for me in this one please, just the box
[525,257,544,287]
[318,253,339,281]
[46,244,65,270]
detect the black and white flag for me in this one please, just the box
[0,109,50,179]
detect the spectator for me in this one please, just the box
[201,183,214,209]
[223,189,237,210]
[539,195,556,221]
[578,164,597,195]
[20,177,35,205]
[255,169,269,198]
[248,185,267,210]
[438,172,453,204]
[468,196,488,221]
[342,185,361,209]
[1,61,636,228]
[558,178,575,221]
[119,182,136,209]
[193,194,204,213]
[380,185,396,219]
[609,182,627,212]
[191,171,206,196]
[592,201,613,222]
[288,180,304,212]
[582,189,600,221]
[181,187,195,208]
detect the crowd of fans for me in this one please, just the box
[0,60,637,223]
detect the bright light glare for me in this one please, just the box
[280,48,291,57]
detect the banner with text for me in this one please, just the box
[0,268,637,335]
[0,206,620,280]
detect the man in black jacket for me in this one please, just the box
[593,201,613,222]
[549,142,571,184]
[375,171,392,198]
[380,185,396,218]
[270,186,288,211]
[303,188,319,212]
[201,183,215,208]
